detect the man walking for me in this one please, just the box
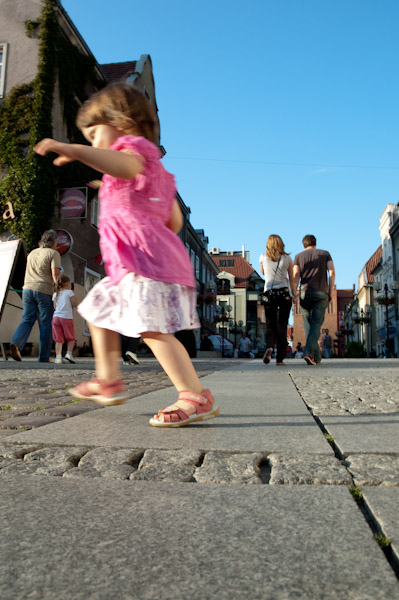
[10,230,61,363]
[293,235,335,366]
[321,329,333,358]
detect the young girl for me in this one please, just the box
[34,83,218,427]
[52,275,78,364]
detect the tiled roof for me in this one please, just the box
[100,61,137,83]
[212,255,256,288]
[366,246,382,282]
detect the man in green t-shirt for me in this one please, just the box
[10,230,61,363]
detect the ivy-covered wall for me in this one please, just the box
[0,0,103,250]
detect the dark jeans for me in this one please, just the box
[11,289,54,362]
[300,290,329,363]
[264,294,292,363]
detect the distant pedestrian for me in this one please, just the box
[259,235,296,366]
[52,275,77,364]
[293,235,335,366]
[238,333,252,358]
[295,342,304,359]
[10,229,61,363]
[121,335,140,365]
[34,83,218,427]
[321,329,333,358]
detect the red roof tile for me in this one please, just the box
[212,255,256,288]
[100,61,137,83]
[366,246,382,282]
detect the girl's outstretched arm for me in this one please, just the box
[166,198,183,234]
[34,139,144,180]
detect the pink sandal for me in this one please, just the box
[69,378,129,406]
[149,389,219,427]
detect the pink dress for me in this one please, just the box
[78,136,200,337]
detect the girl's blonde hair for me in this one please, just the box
[266,234,288,262]
[76,83,159,144]
[55,275,70,299]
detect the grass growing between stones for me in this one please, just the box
[375,534,392,549]
[350,486,363,501]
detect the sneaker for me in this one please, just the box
[125,351,139,365]
[304,355,316,366]
[262,348,273,365]
[54,357,64,364]
[10,343,22,362]
[64,353,75,364]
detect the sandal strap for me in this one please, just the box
[178,389,214,415]
[155,389,215,424]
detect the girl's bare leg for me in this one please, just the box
[142,332,203,393]
[66,340,75,354]
[88,322,121,381]
[55,342,63,356]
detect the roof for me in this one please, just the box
[366,246,382,282]
[100,61,137,82]
[212,255,257,288]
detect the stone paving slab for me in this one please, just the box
[0,477,398,600]
[345,454,399,486]
[320,415,399,454]
[8,364,332,454]
[362,487,399,562]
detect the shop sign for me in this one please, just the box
[56,229,73,256]
[59,187,87,219]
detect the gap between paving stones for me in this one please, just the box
[289,370,399,581]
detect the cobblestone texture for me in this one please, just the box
[0,357,236,430]
[268,453,353,485]
[1,360,398,488]
[345,454,399,487]
[130,448,203,482]
[290,370,399,416]
[194,451,263,484]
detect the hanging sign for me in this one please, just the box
[56,229,73,256]
[58,187,87,219]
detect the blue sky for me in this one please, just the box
[62,0,399,289]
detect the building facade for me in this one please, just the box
[0,0,212,354]
[210,248,264,351]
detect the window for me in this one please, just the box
[91,194,99,228]
[219,259,226,267]
[0,43,8,98]
[227,259,234,266]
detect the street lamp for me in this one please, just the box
[214,304,232,357]
[374,281,399,357]
[353,307,371,352]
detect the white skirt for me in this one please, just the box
[78,273,200,338]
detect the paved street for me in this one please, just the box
[0,357,398,599]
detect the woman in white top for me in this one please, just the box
[259,235,296,366]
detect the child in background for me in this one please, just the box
[52,275,78,364]
[34,83,218,427]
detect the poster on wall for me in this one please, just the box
[82,267,102,336]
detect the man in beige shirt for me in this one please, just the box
[10,230,61,362]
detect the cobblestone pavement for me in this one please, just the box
[0,356,238,435]
[0,358,398,489]
[290,363,399,416]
